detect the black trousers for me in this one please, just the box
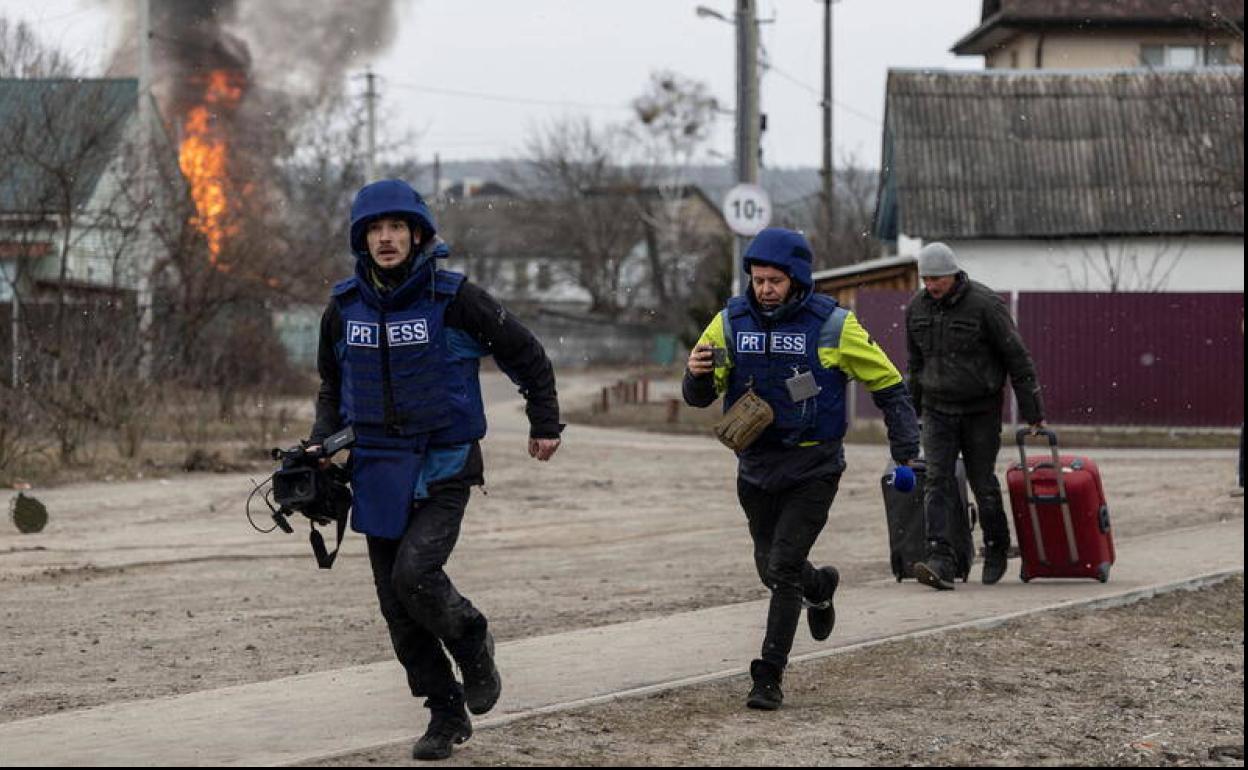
[738,474,841,671]
[366,479,485,709]
[922,408,1010,553]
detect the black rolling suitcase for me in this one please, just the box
[882,458,977,582]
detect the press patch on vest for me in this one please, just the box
[770,332,807,355]
[736,331,766,354]
[386,319,429,347]
[346,320,380,348]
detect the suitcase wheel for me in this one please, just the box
[1019,569,1032,583]
[1096,563,1110,583]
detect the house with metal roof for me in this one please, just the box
[872,67,1243,292]
[0,78,177,307]
[953,0,1244,70]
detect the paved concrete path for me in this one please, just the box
[0,518,1241,767]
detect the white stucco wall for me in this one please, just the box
[904,236,1243,292]
[985,30,1245,70]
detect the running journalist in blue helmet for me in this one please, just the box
[306,179,562,761]
[682,227,919,711]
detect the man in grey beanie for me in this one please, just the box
[905,242,1045,590]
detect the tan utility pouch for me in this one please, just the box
[713,389,774,452]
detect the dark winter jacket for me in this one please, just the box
[905,273,1044,423]
[311,279,562,444]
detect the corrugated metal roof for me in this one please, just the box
[983,0,1241,24]
[0,78,137,214]
[811,253,916,282]
[874,68,1244,240]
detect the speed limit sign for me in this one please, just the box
[722,183,772,237]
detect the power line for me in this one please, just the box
[763,62,881,126]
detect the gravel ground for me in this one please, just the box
[311,576,1244,767]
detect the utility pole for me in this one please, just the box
[364,68,377,182]
[820,0,835,264]
[136,0,153,380]
[733,0,760,297]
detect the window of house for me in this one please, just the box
[1009,49,1020,69]
[1141,43,1229,67]
[536,262,552,291]
[512,260,529,292]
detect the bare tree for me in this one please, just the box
[626,71,725,327]
[1066,237,1187,292]
[782,152,881,269]
[0,62,164,461]
[0,17,75,78]
[514,118,644,314]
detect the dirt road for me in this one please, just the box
[1,370,1242,763]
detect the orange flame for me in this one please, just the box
[179,71,243,268]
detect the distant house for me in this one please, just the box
[872,67,1244,292]
[953,0,1244,70]
[0,78,180,375]
[434,178,592,309]
[438,180,730,315]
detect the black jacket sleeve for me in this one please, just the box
[869,382,921,465]
[682,370,719,408]
[984,298,1045,424]
[446,281,563,439]
[904,301,924,418]
[309,300,343,445]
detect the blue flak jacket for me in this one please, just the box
[332,263,488,539]
[723,293,849,448]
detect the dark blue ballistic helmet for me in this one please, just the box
[743,227,814,291]
[348,179,437,260]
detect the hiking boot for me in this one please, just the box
[806,566,840,642]
[981,546,1009,585]
[914,553,956,591]
[412,709,472,761]
[746,659,784,710]
[456,628,502,716]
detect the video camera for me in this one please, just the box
[249,426,355,568]
[269,426,355,532]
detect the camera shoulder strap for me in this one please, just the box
[309,516,347,569]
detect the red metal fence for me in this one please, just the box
[850,290,1245,428]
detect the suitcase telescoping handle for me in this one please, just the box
[1015,428,1080,565]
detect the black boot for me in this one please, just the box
[982,545,1008,585]
[805,566,840,642]
[412,701,472,761]
[746,659,784,710]
[914,546,957,591]
[452,623,502,716]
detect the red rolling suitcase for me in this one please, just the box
[1006,428,1115,583]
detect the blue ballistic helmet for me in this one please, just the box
[743,227,814,291]
[348,179,437,260]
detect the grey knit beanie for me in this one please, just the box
[917,242,960,277]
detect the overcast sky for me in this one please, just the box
[2,0,985,169]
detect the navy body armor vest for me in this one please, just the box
[723,293,850,448]
[331,268,487,538]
